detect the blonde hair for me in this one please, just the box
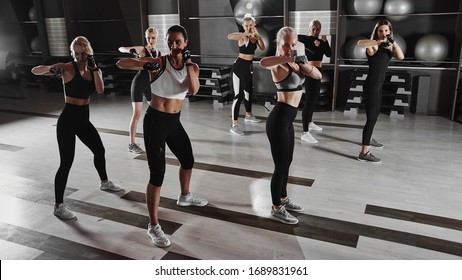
[242,13,255,24]
[309,19,321,29]
[275,26,297,56]
[145,27,159,37]
[70,36,94,57]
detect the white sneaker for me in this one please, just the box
[301,131,318,144]
[147,223,171,247]
[53,204,76,220]
[100,180,122,192]
[309,122,323,131]
[177,193,208,206]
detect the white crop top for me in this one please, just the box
[150,56,188,100]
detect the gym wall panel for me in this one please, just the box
[45,18,68,57]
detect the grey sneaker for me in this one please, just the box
[177,193,208,207]
[271,206,299,224]
[100,180,122,192]
[128,143,144,154]
[308,122,323,131]
[244,115,261,123]
[281,197,304,213]
[370,138,384,149]
[53,204,76,220]
[357,152,381,163]
[147,223,171,248]
[230,125,244,135]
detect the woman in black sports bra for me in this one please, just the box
[357,19,404,163]
[31,36,122,221]
[227,13,265,135]
[118,27,161,154]
[260,27,321,225]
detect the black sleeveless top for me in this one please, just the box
[64,62,95,99]
[298,35,331,61]
[239,39,257,55]
[144,47,161,58]
[365,46,392,85]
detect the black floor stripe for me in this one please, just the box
[122,191,358,248]
[0,108,58,119]
[66,198,182,235]
[124,190,462,257]
[0,179,182,235]
[0,143,25,152]
[0,222,132,260]
[365,204,462,231]
[134,155,314,187]
[161,251,199,260]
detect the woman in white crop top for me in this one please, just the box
[117,25,208,248]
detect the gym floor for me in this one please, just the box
[1,83,461,260]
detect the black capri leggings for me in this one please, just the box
[266,102,298,206]
[302,67,321,131]
[143,106,194,186]
[55,103,107,204]
[231,58,253,120]
[362,81,382,146]
[130,70,152,102]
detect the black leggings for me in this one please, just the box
[266,102,298,206]
[143,106,194,186]
[130,70,152,102]
[362,81,383,145]
[302,71,321,131]
[231,58,253,120]
[55,103,107,204]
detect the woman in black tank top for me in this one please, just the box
[118,27,161,154]
[357,20,404,163]
[227,13,265,135]
[31,36,122,221]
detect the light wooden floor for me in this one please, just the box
[1,83,462,260]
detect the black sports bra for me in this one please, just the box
[64,62,95,99]
[239,39,257,55]
[274,64,305,92]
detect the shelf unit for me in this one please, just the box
[189,64,232,103]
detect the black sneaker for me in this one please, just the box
[357,152,381,163]
[370,138,384,149]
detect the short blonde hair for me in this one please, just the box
[70,36,94,57]
[275,26,297,56]
[145,27,159,37]
[309,19,321,29]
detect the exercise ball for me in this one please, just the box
[346,0,383,20]
[384,0,414,21]
[344,37,367,64]
[414,34,449,66]
[254,28,269,57]
[391,33,406,58]
[233,0,263,25]
[30,37,41,52]
[28,6,37,21]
